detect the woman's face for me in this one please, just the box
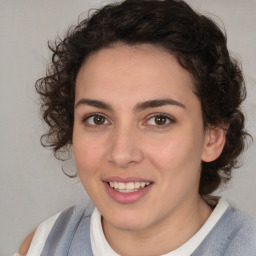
[73,44,210,231]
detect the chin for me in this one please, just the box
[104,208,153,231]
[111,219,149,231]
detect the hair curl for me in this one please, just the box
[36,0,250,199]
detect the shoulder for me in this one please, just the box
[192,201,256,256]
[231,208,256,241]
[18,202,95,255]
[39,203,95,254]
[228,206,256,234]
[18,229,36,256]
[17,211,62,255]
[222,206,256,255]
[44,202,94,241]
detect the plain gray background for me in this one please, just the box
[0,0,255,255]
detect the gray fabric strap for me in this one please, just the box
[192,206,256,256]
[41,202,256,256]
[41,203,94,256]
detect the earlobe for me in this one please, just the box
[201,126,227,162]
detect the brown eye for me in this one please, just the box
[85,114,108,126]
[93,115,106,125]
[147,114,174,127]
[155,116,167,125]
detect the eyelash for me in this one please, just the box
[82,113,110,128]
[145,113,175,129]
[82,113,175,129]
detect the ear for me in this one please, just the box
[201,126,227,162]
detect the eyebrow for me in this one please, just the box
[75,98,186,111]
[134,99,186,111]
[75,99,113,111]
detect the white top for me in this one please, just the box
[14,198,228,256]
[90,198,229,256]
[13,212,61,256]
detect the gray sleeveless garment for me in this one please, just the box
[41,204,256,256]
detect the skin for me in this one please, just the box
[73,43,225,256]
[18,229,36,255]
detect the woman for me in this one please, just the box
[16,0,256,255]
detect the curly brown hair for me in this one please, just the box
[36,0,250,199]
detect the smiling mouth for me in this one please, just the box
[107,181,152,193]
[104,179,153,203]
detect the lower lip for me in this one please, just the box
[104,182,153,204]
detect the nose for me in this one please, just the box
[107,125,144,168]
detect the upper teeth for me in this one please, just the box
[109,181,150,190]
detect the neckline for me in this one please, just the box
[90,198,229,256]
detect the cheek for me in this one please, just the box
[149,134,204,205]
[73,128,105,180]
[73,138,104,200]
[147,128,205,195]
[149,132,202,169]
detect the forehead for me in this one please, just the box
[75,44,197,108]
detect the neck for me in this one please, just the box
[102,195,212,256]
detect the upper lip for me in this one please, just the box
[104,176,153,183]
